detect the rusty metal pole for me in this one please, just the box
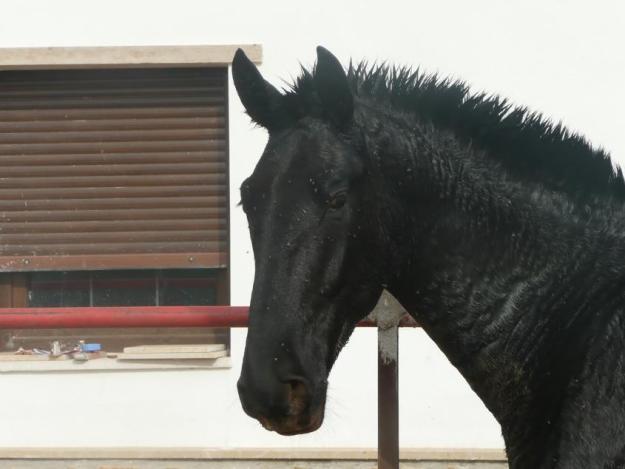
[369,290,405,469]
[378,323,399,469]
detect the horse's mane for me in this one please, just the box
[284,62,625,204]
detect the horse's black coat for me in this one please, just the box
[233,47,625,468]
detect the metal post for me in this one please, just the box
[378,324,399,469]
[369,290,405,469]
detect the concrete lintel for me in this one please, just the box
[0,44,262,70]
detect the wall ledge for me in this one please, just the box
[0,447,507,461]
[0,44,262,70]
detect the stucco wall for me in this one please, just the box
[0,0,623,451]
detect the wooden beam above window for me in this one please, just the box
[0,44,262,70]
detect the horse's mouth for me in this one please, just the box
[258,406,325,435]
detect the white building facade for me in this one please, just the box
[0,0,623,462]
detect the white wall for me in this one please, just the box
[0,0,623,450]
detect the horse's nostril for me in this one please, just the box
[284,377,310,415]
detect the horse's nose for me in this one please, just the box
[237,333,327,434]
[237,371,312,422]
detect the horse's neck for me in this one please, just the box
[370,117,622,454]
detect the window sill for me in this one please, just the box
[0,356,231,373]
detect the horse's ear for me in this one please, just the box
[232,48,283,130]
[314,46,354,129]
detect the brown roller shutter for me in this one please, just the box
[0,67,228,272]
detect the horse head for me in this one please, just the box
[233,47,386,435]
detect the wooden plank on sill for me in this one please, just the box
[117,350,227,360]
[123,344,225,353]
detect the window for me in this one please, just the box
[0,45,262,369]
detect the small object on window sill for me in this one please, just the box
[14,342,80,359]
[51,341,62,357]
[80,343,101,353]
[73,351,106,362]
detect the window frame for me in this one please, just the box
[0,45,261,368]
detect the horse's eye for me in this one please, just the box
[328,192,347,209]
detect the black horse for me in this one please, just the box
[233,46,625,468]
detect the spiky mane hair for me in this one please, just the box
[281,62,625,205]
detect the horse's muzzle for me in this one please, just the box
[258,407,325,435]
[237,374,326,435]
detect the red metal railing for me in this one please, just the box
[0,306,416,329]
[0,306,251,329]
[0,306,416,469]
